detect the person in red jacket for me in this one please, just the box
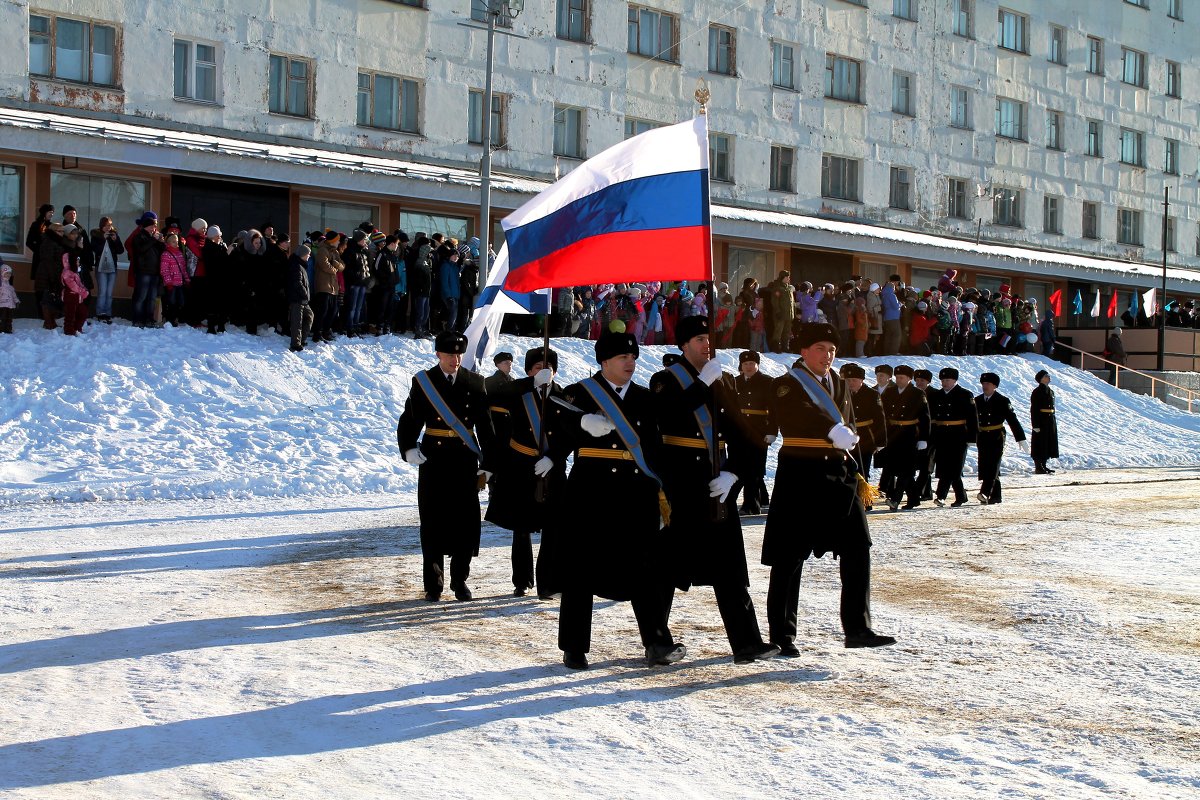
[909,301,937,356]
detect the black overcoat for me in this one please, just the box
[1030,384,1060,460]
[849,385,887,453]
[484,376,568,533]
[649,360,753,590]
[927,385,980,447]
[398,367,495,556]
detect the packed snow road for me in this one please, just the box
[0,470,1196,799]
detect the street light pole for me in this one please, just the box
[476,0,522,286]
[1158,186,1169,372]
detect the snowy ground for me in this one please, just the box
[2,321,1199,797]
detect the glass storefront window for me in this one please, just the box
[0,165,23,254]
[399,212,470,242]
[50,171,148,264]
[909,267,943,293]
[298,198,379,239]
[727,247,776,293]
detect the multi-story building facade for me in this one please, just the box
[1,0,1198,311]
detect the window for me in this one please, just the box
[269,54,311,117]
[892,72,914,116]
[1046,111,1063,150]
[627,6,678,63]
[1082,202,1099,240]
[471,0,514,28]
[995,97,1027,141]
[770,145,796,193]
[1087,119,1103,156]
[173,39,217,103]
[553,105,584,159]
[947,178,970,219]
[400,212,470,242]
[727,248,776,294]
[0,165,24,255]
[1165,138,1180,175]
[821,154,860,201]
[28,14,118,87]
[1165,217,1177,252]
[825,55,862,102]
[893,0,916,20]
[300,199,381,240]
[1166,60,1181,98]
[992,188,1022,227]
[1087,36,1104,74]
[49,171,147,263]
[1043,196,1062,234]
[1120,128,1145,166]
[468,90,506,146]
[1121,47,1146,87]
[623,118,660,139]
[1124,0,1148,7]
[557,0,588,42]
[1048,25,1065,65]
[357,72,419,132]
[1117,208,1142,245]
[710,133,733,183]
[889,167,911,210]
[1169,0,1183,19]
[708,25,735,75]
[998,9,1028,53]
[771,41,795,90]
[953,0,974,37]
[950,86,972,129]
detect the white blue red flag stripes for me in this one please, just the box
[462,244,550,372]
[501,116,712,293]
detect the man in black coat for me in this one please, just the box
[841,363,887,485]
[485,347,567,598]
[913,368,937,501]
[975,372,1027,505]
[398,331,496,602]
[727,350,775,514]
[879,365,930,510]
[762,323,896,653]
[649,317,779,665]
[928,367,980,507]
[1030,369,1060,474]
[484,351,515,394]
[548,331,683,670]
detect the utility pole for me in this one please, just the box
[1158,187,1169,372]
[477,0,523,285]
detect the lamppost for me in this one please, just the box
[1158,186,1169,371]
[477,0,523,284]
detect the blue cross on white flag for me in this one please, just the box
[462,244,551,372]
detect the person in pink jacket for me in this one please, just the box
[0,262,19,334]
[159,232,190,327]
[60,234,90,336]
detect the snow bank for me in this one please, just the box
[1,318,1197,506]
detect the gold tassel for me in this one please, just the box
[658,490,673,528]
[856,473,882,509]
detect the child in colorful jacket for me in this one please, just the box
[60,243,90,335]
[0,261,18,333]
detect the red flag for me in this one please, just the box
[1048,289,1062,317]
[1107,291,1119,318]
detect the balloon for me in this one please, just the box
[608,320,627,334]
[1026,333,1039,344]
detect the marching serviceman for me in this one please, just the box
[549,330,684,670]
[879,365,930,510]
[728,350,775,515]
[649,317,780,665]
[398,330,495,601]
[762,323,897,653]
[484,351,515,394]
[485,347,566,598]
[912,368,936,501]
[927,367,979,507]
[1030,369,1060,474]
[840,363,887,483]
[975,372,1027,505]
[873,364,895,395]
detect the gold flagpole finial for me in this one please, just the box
[694,79,710,115]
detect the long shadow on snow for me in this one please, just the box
[0,662,833,789]
[0,594,543,674]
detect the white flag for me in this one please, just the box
[1089,288,1100,318]
[461,244,550,372]
[1142,287,1157,318]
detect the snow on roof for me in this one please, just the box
[3,106,1197,290]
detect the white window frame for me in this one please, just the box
[1169,0,1183,19]
[892,71,914,116]
[771,41,795,90]
[951,86,972,129]
[173,38,218,103]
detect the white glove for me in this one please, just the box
[916,440,928,451]
[581,413,616,438]
[477,469,493,481]
[827,423,860,451]
[1032,428,1041,434]
[699,359,724,386]
[532,368,553,388]
[708,471,738,503]
[764,434,777,445]
[1018,439,1031,454]
[533,456,554,477]
[405,447,427,466]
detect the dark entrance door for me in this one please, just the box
[171,176,289,238]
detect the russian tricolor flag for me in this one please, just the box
[501,115,713,293]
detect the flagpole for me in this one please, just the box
[1158,186,1169,372]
